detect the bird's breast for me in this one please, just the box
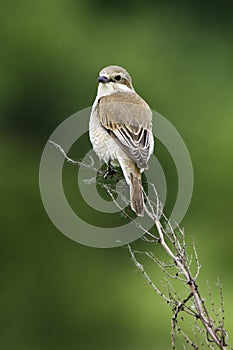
[89,109,120,164]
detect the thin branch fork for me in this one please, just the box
[49,142,231,350]
[142,204,229,350]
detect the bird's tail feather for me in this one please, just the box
[130,173,144,216]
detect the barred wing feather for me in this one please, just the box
[98,92,153,169]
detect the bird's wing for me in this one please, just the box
[98,92,153,169]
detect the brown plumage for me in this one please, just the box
[98,92,152,170]
[89,65,154,216]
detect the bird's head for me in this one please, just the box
[97,65,134,96]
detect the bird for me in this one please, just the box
[89,65,154,216]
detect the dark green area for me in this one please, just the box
[1,0,233,349]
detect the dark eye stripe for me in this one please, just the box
[115,75,122,81]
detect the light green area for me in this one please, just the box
[0,1,232,349]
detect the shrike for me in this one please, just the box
[89,65,154,216]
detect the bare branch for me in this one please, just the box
[128,245,174,305]
[50,142,232,350]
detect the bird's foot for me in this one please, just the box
[103,163,118,180]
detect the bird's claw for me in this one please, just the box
[103,164,118,180]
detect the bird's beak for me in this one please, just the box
[98,75,110,84]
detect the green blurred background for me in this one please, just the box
[1,0,233,349]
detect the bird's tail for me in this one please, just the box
[130,171,144,216]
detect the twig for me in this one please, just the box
[50,141,232,350]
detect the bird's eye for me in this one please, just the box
[115,75,122,81]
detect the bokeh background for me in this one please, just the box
[1,0,233,349]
